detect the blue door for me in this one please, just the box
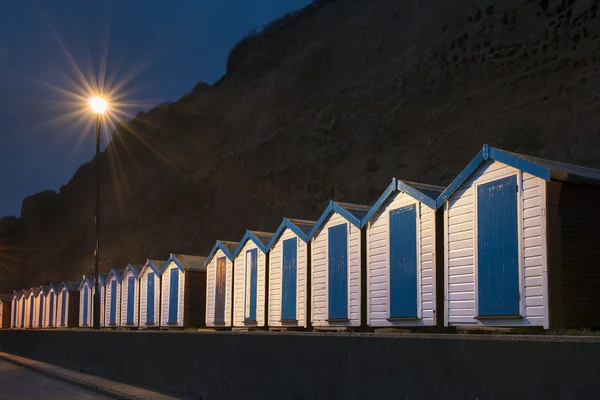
[12,300,16,327]
[146,273,155,324]
[49,293,54,327]
[83,287,89,325]
[477,175,520,316]
[214,257,226,323]
[20,299,25,328]
[110,280,117,325]
[281,238,298,321]
[389,204,418,318]
[29,297,34,327]
[244,249,258,321]
[60,291,66,326]
[169,268,179,323]
[328,224,348,320]
[127,277,135,324]
[38,295,44,327]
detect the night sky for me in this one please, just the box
[0,0,311,219]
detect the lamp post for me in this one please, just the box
[89,96,107,329]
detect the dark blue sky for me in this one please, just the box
[0,0,311,218]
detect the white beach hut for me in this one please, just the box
[139,260,164,329]
[97,273,108,328]
[267,219,316,329]
[33,286,49,328]
[105,268,124,328]
[233,231,275,329]
[78,276,95,328]
[160,254,207,328]
[10,291,20,328]
[438,144,600,329]
[308,201,371,329]
[361,179,444,328]
[57,281,80,328]
[120,264,143,328]
[205,241,238,328]
[25,288,37,329]
[43,283,60,328]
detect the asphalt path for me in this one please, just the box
[0,359,113,399]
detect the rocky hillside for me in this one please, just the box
[2,0,600,291]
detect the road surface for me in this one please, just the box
[0,359,113,399]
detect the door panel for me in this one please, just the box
[389,204,418,318]
[328,224,348,320]
[127,277,135,324]
[214,257,226,323]
[169,268,179,323]
[244,249,258,321]
[147,273,155,324]
[281,238,298,321]
[110,281,117,325]
[83,287,88,325]
[477,175,520,316]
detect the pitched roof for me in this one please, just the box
[308,200,371,239]
[98,273,109,286]
[142,259,165,276]
[361,178,444,226]
[49,282,62,292]
[234,231,275,256]
[267,218,317,250]
[437,144,600,207]
[39,285,51,296]
[12,290,22,299]
[78,276,95,291]
[60,281,80,292]
[124,263,144,279]
[205,241,239,266]
[29,288,40,297]
[163,253,207,273]
[107,269,126,282]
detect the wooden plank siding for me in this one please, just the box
[160,262,185,327]
[206,249,233,328]
[233,241,268,328]
[366,191,438,327]
[268,228,309,328]
[444,160,548,327]
[105,277,121,327]
[120,271,140,328]
[43,290,58,328]
[78,284,94,328]
[311,212,362,327]
[139,270,160,328]
[547,181,600,328]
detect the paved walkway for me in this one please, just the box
[0,352,180,400]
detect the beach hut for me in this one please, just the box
[120,264,143,328]
[205,241,238,328]
[233,231,275,329]
[361,179,444,328]
[25,288,38,329]
[43,283,60,328]
[139,260,165,329]
[10,291,20,328]
[105,268,124,328]
[437,144,600,329]
[57,281,80,328]
[160,254,207,328]
[308,201,371,329]
[33,286,48,328]
[98,273,108,328]
[78,276,95,328]
[17,290,27,328]
[266,219,316,329]
[0,294,12,328]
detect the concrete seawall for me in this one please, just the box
[0,330,599,399]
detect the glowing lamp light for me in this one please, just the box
[88,97,108,115]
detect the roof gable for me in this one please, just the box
[60,281,80,292]
[98,273,109,286]
[39,285,51,296]
[360,179,444,227]
[436,144,600,208]
[124,263,144,279]
[78,276,94,291]
[267,218,316,250]
[162,253,207,274]
[141,259,164,276]
[205,241,238,266]
[308,200,370,239]
[234,231,274,257]
[107,269,126,283]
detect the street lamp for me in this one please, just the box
[89,96,107,329]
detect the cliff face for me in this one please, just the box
[2,0,600,291]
